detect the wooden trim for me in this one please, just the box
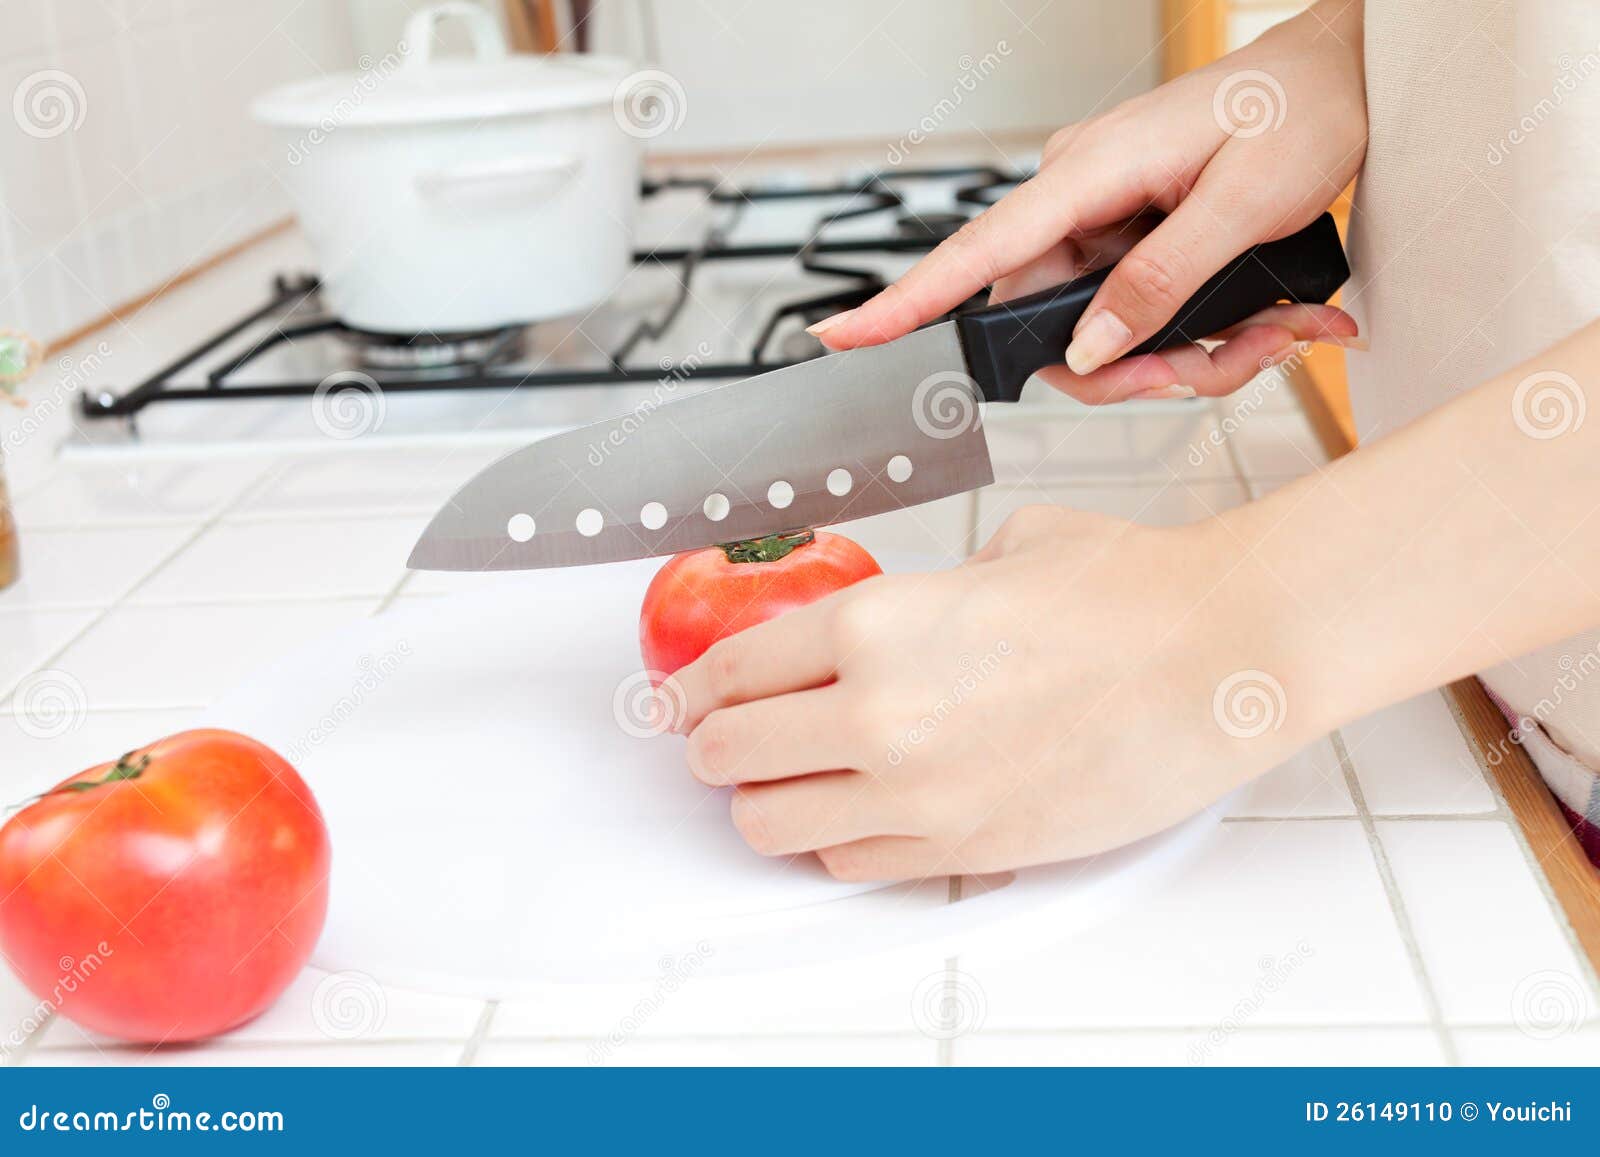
[1161,0,1227,80]
[1451,679,1600,969]
[1289,347,1356,455]
[1291,356,1600,975]
[42,216,293,357]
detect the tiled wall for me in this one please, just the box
[0,1,355,345]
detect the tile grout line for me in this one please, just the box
[936,874,964,1067]
[1222,811,1505,823]
[374,567,419,616]
[105,593,382,611]
[955,1021,1476,1038]
[457,1001,498,1067]
[0,459,287,702]
[1329,728,1460,1065]
[37,1019,1551,1055]
[478,1027,1428,1042]
[935,959,959,1066]
[3,1012,56,1067]
[938,497,980,1069]
[28,1035,479,1059]
[2,436,426,700]
[1215,396,1255,493]
[1439,688,1600,1004]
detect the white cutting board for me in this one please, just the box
[206,555,1221,995]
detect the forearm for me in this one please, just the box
[1231,319,1600,730]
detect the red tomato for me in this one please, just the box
[0,729,330,1042]
[640,529,881,679]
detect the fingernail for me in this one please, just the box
[1328,334,1369,351]
[648,690,675,734]
[687,752,721,785]
[806,308,857,337]
[1129,383,1197,401]
[646,680,687,735]
[1065,310,1132,375]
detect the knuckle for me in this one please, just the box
[941,216,1004,286]
[1008,503,1062,530]
[816,845,868,882]
[703,640,745,702]
[994,503,1066,547]
[687,711,734,780]
[871,279,925,337]
[828,588,885,652]
[1115,247,1190,316]
[1043,122,1084,159]
[1043,128,1071,157]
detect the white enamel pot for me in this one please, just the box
[251,2,640,334]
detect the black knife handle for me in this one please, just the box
[953,212,1349,403]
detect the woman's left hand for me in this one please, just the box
[665,505,1327,881]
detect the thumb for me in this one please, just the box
[1064,189,1266,376]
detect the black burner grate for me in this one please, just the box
[79,165,1024,423]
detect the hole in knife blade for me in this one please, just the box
[703,493,731,521]
[507,513,536,542]
[826,468,852,496]
[887,455,913,483]
[576,508,604,537]
[767,480,794,509]
[640,501,667,531]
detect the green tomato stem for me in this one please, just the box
[2,751,150,815]
[718,528,815,564]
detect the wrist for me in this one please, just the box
[1194,497,1363,745]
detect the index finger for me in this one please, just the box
[810,152,1148,350]
[668,596,843,733]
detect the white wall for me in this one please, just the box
[346,0,1163,154]
[0,2,356,345]
[585,0,1162,153]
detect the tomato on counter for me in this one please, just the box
[0,729,330,1043]
[640,529,881,679]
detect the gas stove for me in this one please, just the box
[74,165,1027,449]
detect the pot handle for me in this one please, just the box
[415,155,584,201]
[403,2,508,67]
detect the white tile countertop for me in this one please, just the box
[2,226,1598,1068]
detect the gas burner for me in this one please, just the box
[340,325,527,373]
[79,164,1025,422]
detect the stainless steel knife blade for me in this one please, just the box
[407,322,991,571]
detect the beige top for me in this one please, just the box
[1348,1,1600,785]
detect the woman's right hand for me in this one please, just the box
[810,0,1369,403]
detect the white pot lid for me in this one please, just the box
[253,53,633,129]
[252,3,633,129]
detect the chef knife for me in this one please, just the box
[409,212,1348,571]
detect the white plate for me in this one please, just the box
[206,555,1221,994]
